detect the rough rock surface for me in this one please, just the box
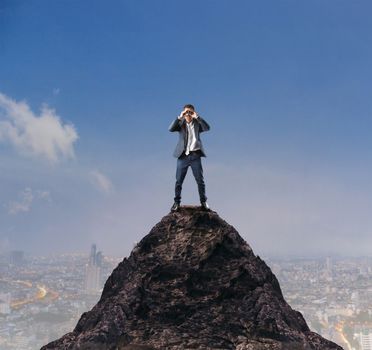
[42,206,344,350]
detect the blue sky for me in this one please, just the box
[1,0,372,258]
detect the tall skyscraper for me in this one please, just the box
[96,251,103,267]
[325,256,333,281]
[9,250,24,265]
[84,244,103,294]
[89,244,97,265]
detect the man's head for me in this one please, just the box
[183,104,195,111]
[183,104,195,123]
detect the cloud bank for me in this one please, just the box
[89,170,114,194]
[6,187,51,215]
[0,92,78,164]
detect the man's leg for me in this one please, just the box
[190,154,207,203]
[174,155,189,204]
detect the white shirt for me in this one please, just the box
[185,118,200,155]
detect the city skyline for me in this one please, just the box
[1,244,370,349]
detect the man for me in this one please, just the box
[168,104,211,211]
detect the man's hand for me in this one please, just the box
[178,108,198,120]
[178,108,187,120]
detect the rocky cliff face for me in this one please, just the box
[42,206,344,350]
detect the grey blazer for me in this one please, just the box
[168,116,210,158]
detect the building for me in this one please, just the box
[84,244,103,294]
[0,293,11,314]
[325,256,333,281]
[9,250,24,265]
[359,329,372,350]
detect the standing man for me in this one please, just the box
[168,104,211,211]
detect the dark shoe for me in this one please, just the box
[200,201,210,211]
[171,202,180,211]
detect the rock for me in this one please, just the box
[41,205,344,350]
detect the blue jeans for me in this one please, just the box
[174,150,207,204]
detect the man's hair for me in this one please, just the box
[183,104,195,110]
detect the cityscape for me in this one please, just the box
[266,255,372,350]
[0,245,371,350]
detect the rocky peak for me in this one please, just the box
[42,206,343,350]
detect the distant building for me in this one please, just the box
[96,251,103,267]
[89,244,96,265]
[351,291,360,309]
[9,250,24,265]
[84,244,103,294]
[325,256,333,281]
[358,329,372,350]
[0,292,11,314]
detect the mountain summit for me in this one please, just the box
[42,206,343,350]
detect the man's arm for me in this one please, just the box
[194,114,210,132]
[168,117,185,132]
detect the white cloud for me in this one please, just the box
[0,92,78,164]
[89,170,114,194]
[35,189,52,202]
[7,187,33,214]
[7,187,52,215]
